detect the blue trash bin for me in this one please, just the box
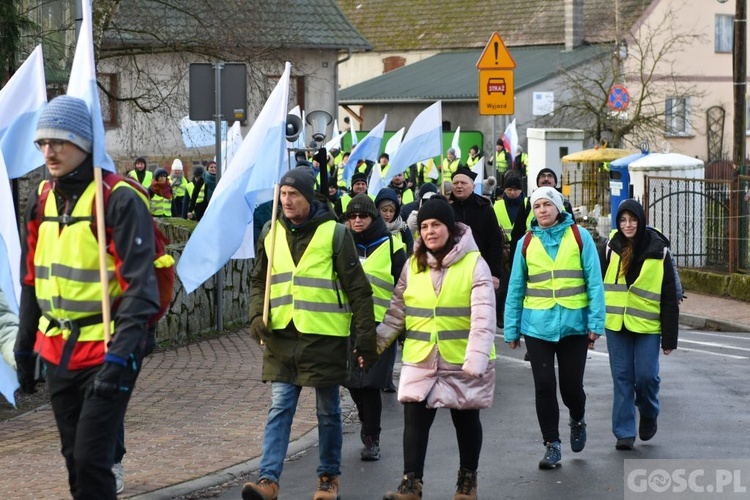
[609,152,647,229]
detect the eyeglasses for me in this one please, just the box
[347,213,370,220]
[34,139,66,153]
[539,173,555,179]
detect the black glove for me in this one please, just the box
[91,362,125,399]
[250,317,271,344]
[355,345,379,371]
[15,352,37,394]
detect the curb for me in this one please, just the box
[129,429,320,499]
[679,313,750,334]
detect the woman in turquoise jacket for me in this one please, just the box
[504,187,605,470]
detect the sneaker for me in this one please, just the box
[569,417,587,452]
[616,437,636,450]
[242,477,279,500]
[112,462,124,494]
[538,441,562,470]
[313,475,340,500]
[361,435,381,461]
[383,473,423,500]
[639,416,658,441]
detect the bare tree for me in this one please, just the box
[537,4,707,150]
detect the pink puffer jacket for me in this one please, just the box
[376,223,496,410]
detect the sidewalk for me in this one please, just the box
[0,292,747,499]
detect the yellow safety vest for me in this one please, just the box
[362,236,405,322]
[150,194,172,217]
[493,198,531,241]
[523,228,588,310]
[171,178,188,198]
[441,158,461,177]
[128,169,152,188]
[35,181,142,354]
[265,220,352,336]
[495,152,508,174]
[467,155,480,168]
[402,251,496,364]
[604,251,664,333]
[341,193,375,212]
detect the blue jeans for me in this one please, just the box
[606,329,661,439]
[259,382,342,483]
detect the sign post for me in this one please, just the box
[477,32,516,116]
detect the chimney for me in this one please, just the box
[565,0,583,51]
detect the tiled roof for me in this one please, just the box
[339,44,608,103]
[336,0,653,50]
[104,0,371,51]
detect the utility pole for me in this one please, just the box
[733,0,747,175]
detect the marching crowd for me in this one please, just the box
[6,95,679,500]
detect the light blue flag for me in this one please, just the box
[0,45,46,179]
[66,0,115,172]
[384,101,443,184]
[350,125,358,148]
[0,151,21,313]
[181,116,227,149]
[177,62,292,293]
[0,356,19,407]
[343,115,387,187]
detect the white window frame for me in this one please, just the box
[665,97,692,137]
[715,14,734,53]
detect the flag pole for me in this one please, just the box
[93,167,112,348]
[262,183,281,327]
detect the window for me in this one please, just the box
[716,15,734,53]
[99,73,118,128]
[665,97,692,136]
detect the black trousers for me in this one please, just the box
[402,400,482,479]
[524,334,589,443]
[348,387,382,436]
[46,356,141,500]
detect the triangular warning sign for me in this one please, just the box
[476,32,516,70]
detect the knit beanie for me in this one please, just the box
[504,174,523,190]
[536,167,558,187]
[417,195,455,233]
[171,159,183,171]
[530,186,564,214]
[280,167,316,204]
[351,172,368,186]
[154,168,168,180]
[417,182,438,200]
[346,193,378,219]
[35,95,93,153]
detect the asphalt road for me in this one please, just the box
[198,325,750,499]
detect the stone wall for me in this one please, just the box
[154,219,252,346]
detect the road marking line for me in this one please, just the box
[679,338,750,353]
[683,331,750,341]
[678,347,747,359]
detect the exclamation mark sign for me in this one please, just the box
[494,42,499,65]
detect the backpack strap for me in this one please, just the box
[332,222,346,260]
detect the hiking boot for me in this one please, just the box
[112,462,124,494]
[242,477,279,500]
[616,437,636,450]
[569,417,587,452]
[383,473,423,499]
[538,441,562,469]
[639,416,658,441]
[313,475,340,500]
[454,468,477,500]
[362,434,381,461]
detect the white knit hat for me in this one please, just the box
[171,159,183,171]
[530,186,564,214]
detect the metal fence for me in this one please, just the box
[643,175,750,273]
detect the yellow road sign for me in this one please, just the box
[479,69,514,115]
[476,32,516,69]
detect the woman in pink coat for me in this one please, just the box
[377,195,496,500]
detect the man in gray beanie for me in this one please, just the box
[245,162,378,499]
[15,95,160,499]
